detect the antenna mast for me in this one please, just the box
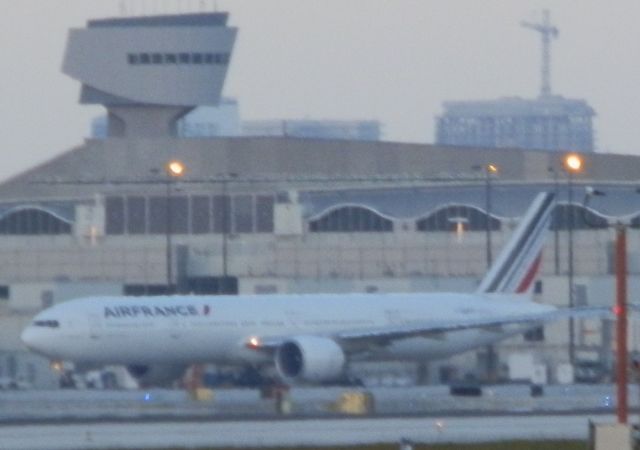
[521,9,559,98]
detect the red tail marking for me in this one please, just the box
[516,252,542,293]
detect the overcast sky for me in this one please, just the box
[0,0,639,182]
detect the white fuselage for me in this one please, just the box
[21,292,554,367]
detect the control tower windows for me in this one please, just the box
[126,52,231,66]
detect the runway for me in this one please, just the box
[0,385,634,449]
[0,384,629,423]
[0,414,619,449]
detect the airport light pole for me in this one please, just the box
[564,153,583,365]
[163,160,185,292]
[583,187,629,424]
[472,163,499,383]
[472,163,499,269]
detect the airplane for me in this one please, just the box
[20,191,600,386]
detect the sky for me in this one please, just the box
[0,0,639,182]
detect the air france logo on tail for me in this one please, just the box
[104,304,212,318]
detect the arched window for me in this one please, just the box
[309,206,393,232]
[0,208,72,235]
[416,205,501,232]
[551,204,608,230]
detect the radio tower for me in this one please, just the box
[521,10,558,98]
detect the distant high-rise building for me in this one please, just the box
[242,119,381,141]
[436,96,595,152]
[435,10,595,153]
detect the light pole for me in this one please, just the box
[164,160,185,292]
[472,163,499,382]
[484,164,498,268]
[583,188,629,424]
[472,163,498,268]
[564,153,583,365]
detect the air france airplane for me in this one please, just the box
[21,192,592,385]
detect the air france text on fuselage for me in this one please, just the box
[104,305,202,318]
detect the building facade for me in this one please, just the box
[436,96,595,152]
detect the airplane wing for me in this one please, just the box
[334,306,614,350]
[249,306,614,353]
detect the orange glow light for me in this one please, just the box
[247,336,260,348]
[166,160,185,177]
[564,154,583,173]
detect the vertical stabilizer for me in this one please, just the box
[476,192,555,294]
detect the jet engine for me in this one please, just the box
[126,364,187,387]
[275,336,346,383]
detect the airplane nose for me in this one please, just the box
[20,326,38,351]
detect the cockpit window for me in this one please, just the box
[33,320,60,328]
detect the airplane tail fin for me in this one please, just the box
[476,192,555,294]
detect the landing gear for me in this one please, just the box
[203,365,276,389]
[236,366,274,388]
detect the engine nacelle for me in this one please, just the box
[126,364,187,387]
[275,336,346,384]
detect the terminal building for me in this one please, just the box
[1,10,639,388]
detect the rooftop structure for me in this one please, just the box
[521,9,558,98]
[63,13,236,138]
[242,119,381,141]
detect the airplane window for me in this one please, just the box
[33,320,60,328]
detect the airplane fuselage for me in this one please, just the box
[22,292,553,367]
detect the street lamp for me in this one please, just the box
[472,163,499,383]
[583,187,629,424]
[164,159,185,292]
[563,152,583,365]
[473,163,499,269]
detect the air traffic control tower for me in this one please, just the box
[63,13,236,138]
